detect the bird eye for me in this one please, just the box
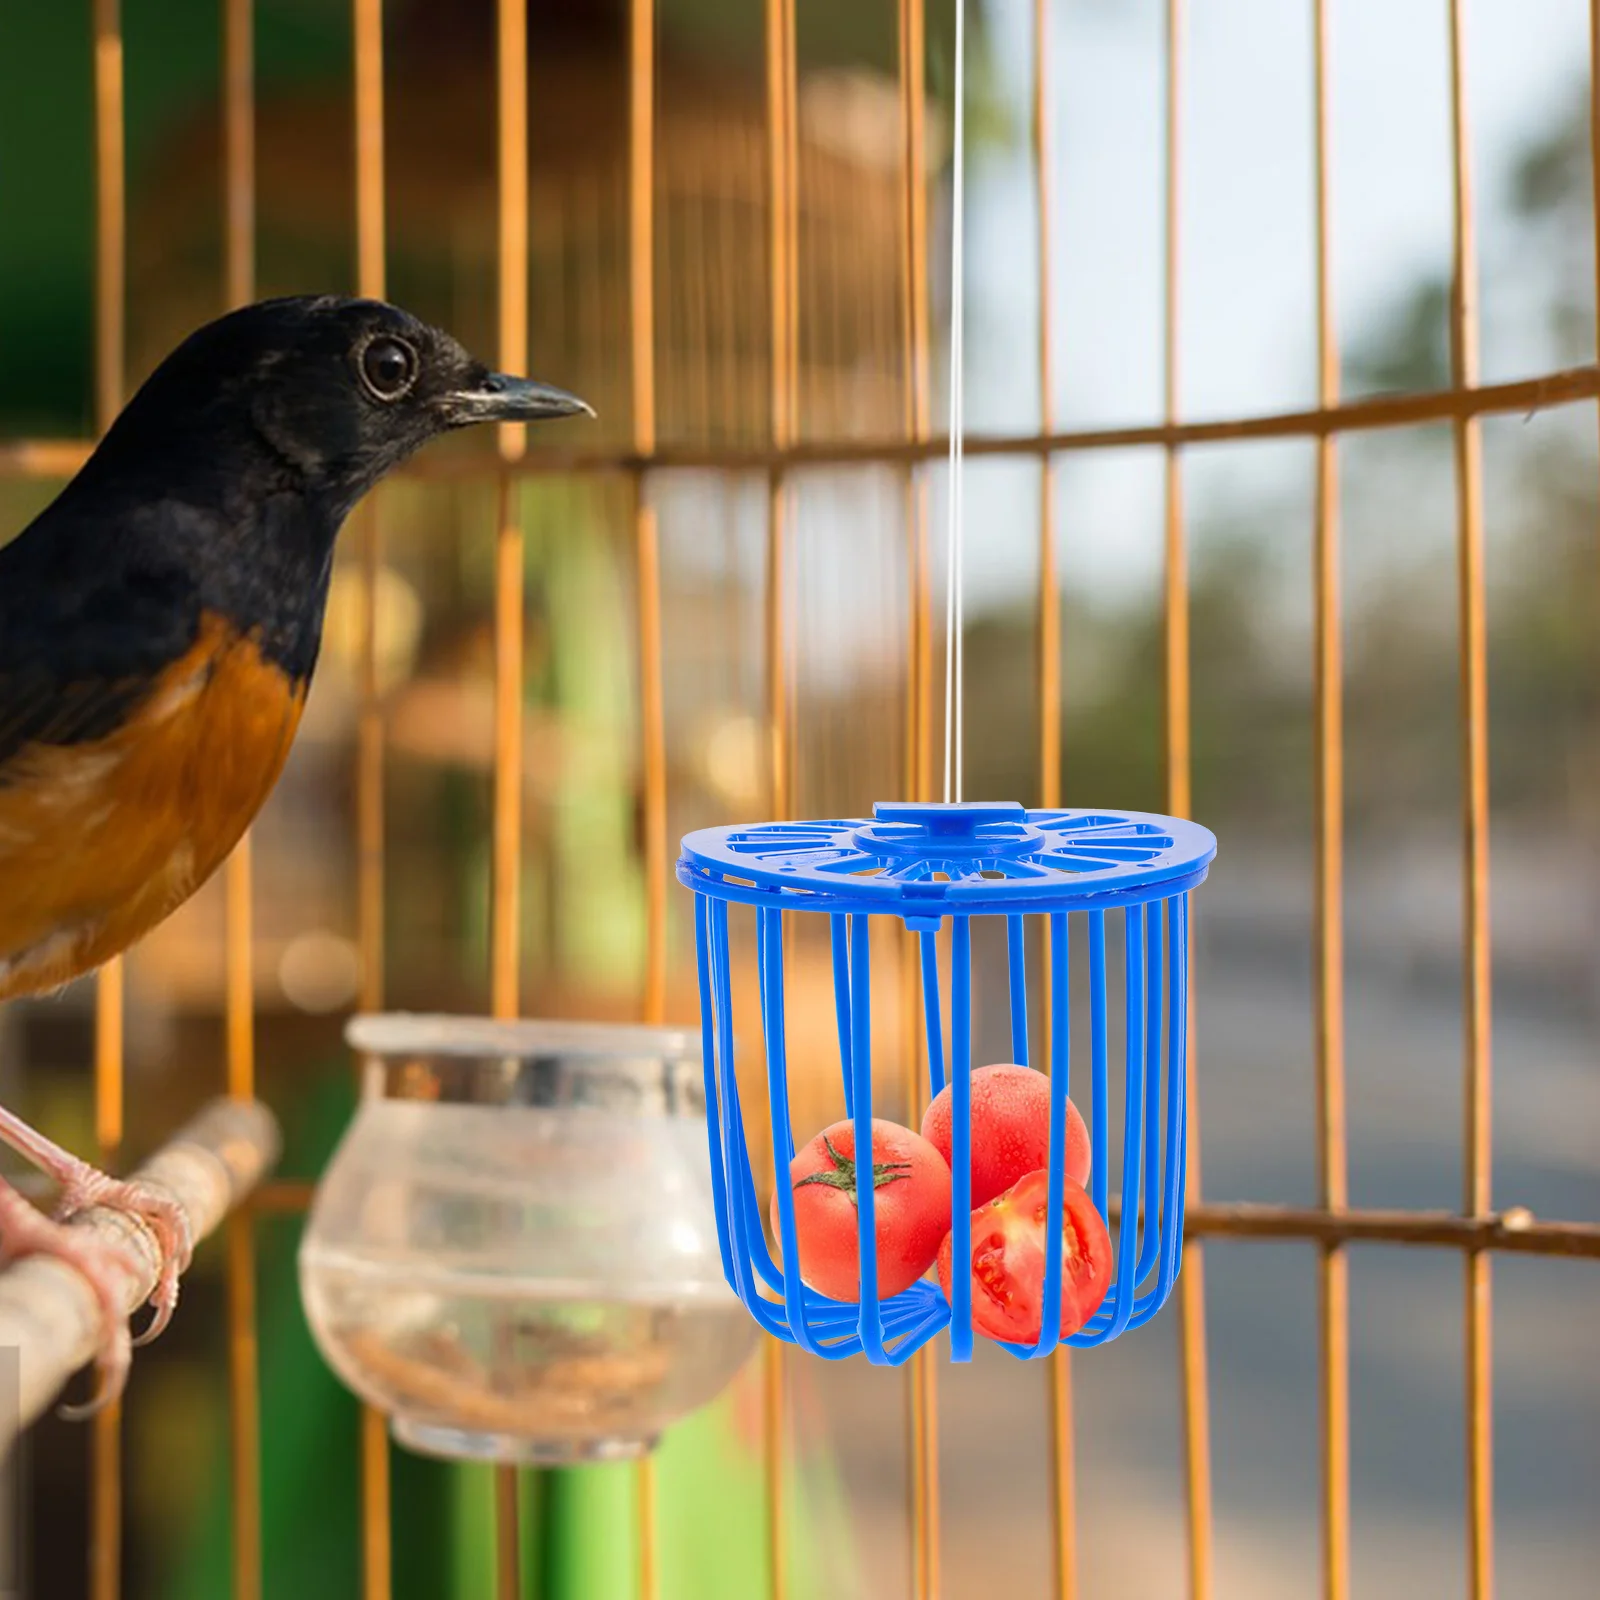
[359,336,418,400]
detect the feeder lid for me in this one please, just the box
[677,801,1216,926]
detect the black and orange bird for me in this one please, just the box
[0,294,590,1405]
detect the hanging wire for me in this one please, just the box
[941,0,967,805]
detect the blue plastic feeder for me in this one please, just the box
[676,800,1217,1365]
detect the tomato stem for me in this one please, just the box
[792,1133,912,1203]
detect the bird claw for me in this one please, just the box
[53,1169,193,1351]
[0,1189,139,1418]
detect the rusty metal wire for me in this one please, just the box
[89,2,126,1594]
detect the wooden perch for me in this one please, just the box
[0,1097,280,1446]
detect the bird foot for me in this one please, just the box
[0,1178,139,1416]
[52,1164,193,1347]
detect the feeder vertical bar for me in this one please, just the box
[627,0,666,1585]
[490,0,531,1590]
[696,897,736,1281]
[90,2,125,1593]
[1134,901,1164,1284]
[1155,898,1189,1306]
[1309,5,1351,1597]
[1032,915,1073,1360]
[351,1,392,1593]
[764,909,822,1355]
[1105,910,1145,1338]
[949,917,974,1361]
[1087,911,1108,1221]
[714,904,784,1319]
[221,1,263,1593]
[760,911,798,1167]
[1045,910,1077,1595]
[1445,6,1494,1595]
[1006,915,1030,1066]
[831,915,855,1115]
[849,912,889,1361]
[1160,3,1213,1591]
[918,929,946,1097]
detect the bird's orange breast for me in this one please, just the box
[0,614,306,1000]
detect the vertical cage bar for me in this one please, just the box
[1310,6,1350,1598]
[628,2,665,1590]
[762,0,798,1589]
[1159,5,1213,1590]
[896,5,941,1588]
[1591,1,1600,400]
[1034,0,1061,815]
[765,0,798,820]
[221,1,262,1594]
[1162,0,1190,825]
[90,1,126,1592]
[1033,5,1074,1549]
[490,1,530,1592]
[350,2,392,1595]
[900,0,934,807]
[1445,6,1494,1595]
[490,0,528,1017]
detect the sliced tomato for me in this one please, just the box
[921,1062,1090,1209]
[772,1118,952,1301]
[936,1168,1113,1343]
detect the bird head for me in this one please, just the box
[88,295,593,518]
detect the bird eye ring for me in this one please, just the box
[358,335,418,401]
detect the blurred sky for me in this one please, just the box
[955,0,1593,610]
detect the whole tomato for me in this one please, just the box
[771,1118,952,1301]
[921,1063,1090,1209]
[937,1169,1113,1343]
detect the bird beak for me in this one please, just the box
[442,373,595,425]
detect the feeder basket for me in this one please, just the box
[676,800,1217,1365]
